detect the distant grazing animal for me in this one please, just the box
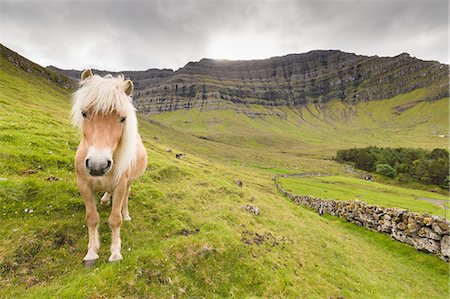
[72,69,147,265]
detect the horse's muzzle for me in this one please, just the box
[85,158,112,176]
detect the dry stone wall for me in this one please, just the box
[274,175,449,261]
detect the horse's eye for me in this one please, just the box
[82,111,88,119]
[120,117,126,124]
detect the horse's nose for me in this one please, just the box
[85,158,112,176]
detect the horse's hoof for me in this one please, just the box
[123,214,131,221]
[108,252,123,262]
[84,259,97,268]
[100,199,110,207]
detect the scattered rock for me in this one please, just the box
[46,175,62,181]
[19,169,37,175]
[234,179,243,188]
[241,230,289,247]
[176,228,200,236]
[242,205,260,215]
[165,149,172,152]
[175,153,185,159]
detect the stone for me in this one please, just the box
[391,230,412,244]
[378,224,391,233]
[441,235,450,257]
[432,222,449,235]
[411,238,439,253]
[418,227,441,240]
[423,217,434,226]
[407,217,416,224]
[405,223,419,235]
[414,215,425,226]
[242,205,259,215]
[397,222,407,230]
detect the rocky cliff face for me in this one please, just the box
[49,50,450,114]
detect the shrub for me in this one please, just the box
[375,164,397,178]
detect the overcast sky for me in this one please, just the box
[0,0,448,71]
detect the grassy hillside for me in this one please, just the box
[151,89,448,158]
[0,55,448,298]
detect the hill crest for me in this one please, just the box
[45,49,449,114]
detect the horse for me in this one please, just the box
[71,69,148,265]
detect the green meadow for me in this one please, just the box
[280,175,449,217]
[0,54,448,298]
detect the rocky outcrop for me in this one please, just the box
[274,175,449,261]
[48,50,449,114]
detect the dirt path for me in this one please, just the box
[418,197,448,209]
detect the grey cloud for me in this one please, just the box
[0,0,447,71]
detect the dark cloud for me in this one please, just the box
[0,0,447,71]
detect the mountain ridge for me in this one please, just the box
[47,49,449,114]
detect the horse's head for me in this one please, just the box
[72,69,137,179]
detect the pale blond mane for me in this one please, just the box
[71,74,137,182]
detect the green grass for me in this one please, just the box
[0,53,449,298]
[280,175,449,217]
[151,90,449,157]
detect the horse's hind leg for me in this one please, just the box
[100,192,111,207]
[122,186,131,221]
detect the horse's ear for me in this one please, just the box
[124,80,134,96]
[81,69,93,81]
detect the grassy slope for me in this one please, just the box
[151,89,449,158]
[0,56,448,298]
[280,176,448,216]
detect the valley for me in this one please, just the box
[0,44,449,298]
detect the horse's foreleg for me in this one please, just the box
[122,185,131,221]
[108,181,127,262]
[79,181,100,264]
